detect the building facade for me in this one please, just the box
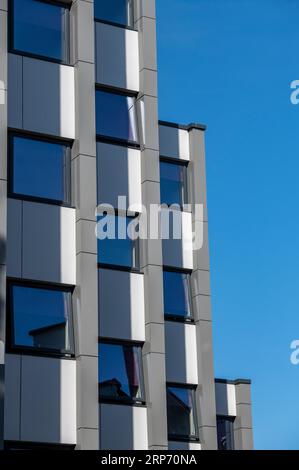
[0,0,253,450]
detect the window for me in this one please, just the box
[97,214,139,270]
[94,0,134,28]
[166,384,199,441]
[9,134,71,205]
[160,160,188,207]
[163,270,192,321]
[11,0,70,63]
[217,416,235,450]
[96,89,139,144]
[7,281,74,357]
[99,341,145,405]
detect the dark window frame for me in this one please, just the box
[94,0,136,31]
[97,211,141,272]
[6,278,75,359]
[99,337,146,407]
[8,131,73,207]
[95,85,140,149]
[166,382,200,443]
[4,440,75,450]
[216,415,235,450]
[9,0,71,66]
[160,157,189,209]
[163,266,194,323]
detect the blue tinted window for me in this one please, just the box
[99,342,145,403]
[12,0,69,62]
[96,90,138,143]
[94,0,134,27]
[9,283,73,355]
[167,386,198,440]
[217,416,235,450]
[11,135,71,204]
[160,161,187,206]
[97,215,139,269]
[163,270,192,319]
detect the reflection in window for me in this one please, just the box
[99,342,145,404]
[94,0,134,28]
[97,214,139,269]
[96,90,138,143]
[12,0,70,63]
[160,160,188,207]
[217,416,235,450]
[8,282,74,356]
[10,135,71,205]
[163,270,192,320]
[167,385,198,441]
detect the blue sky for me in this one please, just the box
[156,0,299,450]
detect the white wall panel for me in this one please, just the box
[20,356,76,444]
[99,269,145,341]
[165,322,198,384]
[4,354,21,441]
[168,441,201,450]
[22,202,76,285]
[159,125,190,160]
[97,142,142,209]
[95,22,139,91]
[100,404,148,450]
[215,382,237,417]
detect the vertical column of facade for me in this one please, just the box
[0,0,7,451]
[189,126,218,449]
[234,380,254,449]
[71,0,99,450]
[135,0,168,450]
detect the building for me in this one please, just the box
[0,0,253,450]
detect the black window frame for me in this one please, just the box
[9,0,71,66]
[4,440,75,450]
[160,156,189,209]
[94,0,136,31]
[8,131,73,207]
[163,266,194,323]
[166,382,199,443]
[216,415,235,450]
[95,86,140,149]
[6,278,75,359]
[97,211,141,274]
[98,337,146,407]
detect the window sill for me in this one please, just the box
[8,193,75,209]
[168,436,200,443]
[165,315,194,324]
[98,263,143,275]
[6,347,75,360]
[94,18,137,32]
[96,135,140,150]
[8,49,72,67]
[99,398,146,408]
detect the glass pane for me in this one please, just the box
[167,386,197,439]
[13,0,69,62]
[96,90,138,142]
[99,343,144,402]
[95,0,133,27]
[217,417,235,450]
[163,271,192,318]
[12,136,70,204]
[97,215,136,268]
[11,285,73,352]
[160,161,186,206]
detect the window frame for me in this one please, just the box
[94,0,136,31]
[166,382,199,442]
[6,278,75,359]
[9,0,71,66]
[8,131,73,207]
[4,440,75,450]
[163,266,194,323]
[95,86,140,149]
[160,157,189,209]
[97,212,141,273]
[98,337,146,406]
[216,415,235,450]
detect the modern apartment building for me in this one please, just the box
[0,0,253,450]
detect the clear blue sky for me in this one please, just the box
[157,0,299,450]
